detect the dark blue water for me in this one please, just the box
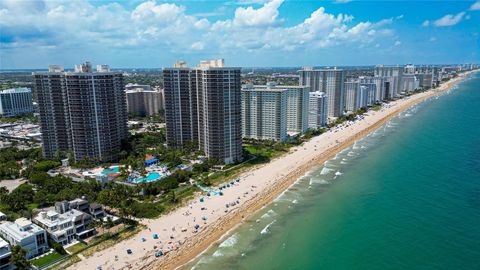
[187,72,480,270]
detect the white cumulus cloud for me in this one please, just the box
[433,12,465,27]
[0,0,399,65]
[470,1,480,11]
[233,0,283,26]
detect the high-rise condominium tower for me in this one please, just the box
[308,91,328,129]
[163,59,243,164]
[299,68,345,118]
[241,82,309,142]
[0,88,34,117]
[125,84,164,117]
[374,65,404,98]
[33,62,127,162]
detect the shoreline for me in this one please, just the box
[157,71,477,270]
[69,70,477,270]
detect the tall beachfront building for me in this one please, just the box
[374,65,404,98]
[359,76,386,102]
[125,84,164,117]
[284,85,309,134]
[344,81,376,112]
[416,73,434,89]
[33,62,128,162]
[402,74,419,92]
[0,87,34,117]
[308,91,328,129]
[163,61,197,148]
[299,68,345,118]
[241,83,309,142]
[241,83,288,142]
[163,59,243,164]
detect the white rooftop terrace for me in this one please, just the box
[0,218,44,241]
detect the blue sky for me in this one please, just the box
[0,0,479,69]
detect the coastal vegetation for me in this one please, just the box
[10,245,30,270]
[0,113,39,124]
[0,147,41,179]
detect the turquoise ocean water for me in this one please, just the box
[185,72,480,270]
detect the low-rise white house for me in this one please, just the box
[34,209,94,246]
[0,239,12,270]
[33,197,104,246]
[0,218,48,259]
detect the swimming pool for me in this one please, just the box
[101,167,120,175]
[133,172,161,183]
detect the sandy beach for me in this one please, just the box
[68,70,476,270]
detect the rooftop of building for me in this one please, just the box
[69,198,88,205]
[0,238,10,258]
[300,67,344,72]
[0,218,44,241]
[35,209,87,228]
[0,238,9,249]
[165,59,240,70]
[125,88,162,93]
[309,91,327,97]
[0,87,31,94]
[33,62,120,75]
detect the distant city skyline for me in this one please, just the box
[1,0,479,69]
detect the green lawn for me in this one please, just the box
[30,251,66,268]
[27,203,39,210]
[66,242,88,254]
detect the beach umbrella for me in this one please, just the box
[153,234,158,239]
[155,250,163,257]
[200,198,204,202]
[206,193,211,197]
[202,216,207,221]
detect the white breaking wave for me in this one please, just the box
[261,220,276,235]
[335,171,343,176]
[309,178,329,185]
[267,209,277,215]
[212,250,224,257]
[219,233,238,248]
[320,167,334,175]
[352,142,359,149]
